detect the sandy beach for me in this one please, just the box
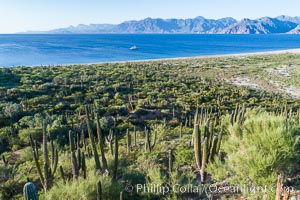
[5,48,300,68]
[117,48,300,64]
[47,48,300,68]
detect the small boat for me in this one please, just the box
[129,45,138,50]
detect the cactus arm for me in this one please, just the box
[51,140,55,170]
[69,131,79,180]
[168,149,173,174]
[145,128,150,152]
[134,126,137,146]
[85,105,102,171]
[151,129,157,150]
[71,151,79,180]
[77,132,81,171]
[126,129,131,154]
[59,165,65,183]
[77,147,81,171]
[193,122,201,171]
[96,114,108,170]
[113,131,119,180]
[215,128,223,155]
[52,148,58,177]
[209,136,218,162]
[82,152,87,179]
[179,122,183,138]
[200,137,208,183]
[97,180,102,200]
[29,135,45,188]
[42,121,50,191]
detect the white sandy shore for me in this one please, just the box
[6,48,300,68]
[95,48,300,65]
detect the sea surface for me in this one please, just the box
[1,34,300,67]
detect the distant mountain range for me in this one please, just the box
[27,15,300,34]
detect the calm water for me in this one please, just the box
[1,34,300,67]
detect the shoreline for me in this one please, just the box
[112,48,300,64]
[4,48,300,68]
[51,48,300,66]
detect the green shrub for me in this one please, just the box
[19,128,43,145]
[42,165,121,200]
[174,148,194,169]
[207,110,299,198]
[134,108,150,116]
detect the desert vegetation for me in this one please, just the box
[0,53,299,199]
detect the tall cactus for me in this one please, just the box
[59,165,65,183]
[81,152,87,179]
[82,129,87,151]
[50,141,58,175]
[144,127,157,152]
[85,105,102,172]
[230,103,246,126]
[168,149,173,174]
[29,121,58,191]
[126,129,131,154]
[77,132,81,171]
[113,131,119,180]
[96,114,108,171]
[179,122,183,138]
[23,182,39,200]
[193,106,202,178]
[185,117,188,127]
[87,146,92,158]
[69,130,79,180]
[215,127,223,157]
[200,137,208,182]
[106,129,114,156]
[145,127,150,152]
[42,121,50,190]
[134,126,137,147]
[193,105,223,183]
[97,180,102,200]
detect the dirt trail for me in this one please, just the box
[9,148,25,164]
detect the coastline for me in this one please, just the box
[67,48,300,67]
[104,48,300,65]
[3,48,300,68]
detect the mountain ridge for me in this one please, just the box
[26,15,300,34]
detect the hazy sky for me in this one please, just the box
[0,0,299,33]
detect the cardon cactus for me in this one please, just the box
[96,114,108,171]
[168,149,173,174]
[113,130,119,180]
[69,130,79,180]
[29,121,58,191]
[193,105,223,183]
[230,103,246,126]
[144,127,157,152]
[85,105,102,172]
[126,128,131,154]
[23,182,39,200]
[97,180,102,200]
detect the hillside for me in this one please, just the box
[0,53,300,199]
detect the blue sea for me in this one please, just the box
[1,34,300,67]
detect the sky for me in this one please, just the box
[0,0,299,33]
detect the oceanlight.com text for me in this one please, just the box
[124,183,294,196]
